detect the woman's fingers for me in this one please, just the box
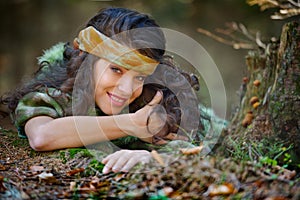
[111,152,132,172]
[146,92,166,135]
[101,150,151,174]
[131,90,165,139]
[102,150,127,174]
[147,91,162,106]
[120,156,147,172]
[120,150,151,172]
[102,153,118,174]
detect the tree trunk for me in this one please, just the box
[223,21,300,164]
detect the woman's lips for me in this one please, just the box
[107,92,128,107]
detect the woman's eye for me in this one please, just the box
[136,76,146,82]
[110,66,122,74]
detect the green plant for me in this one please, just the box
[259,156,277,166]
[84,159,105,176]
[226,136,251,161]
[60,148,94,164]
[68,148,93,158]
[227,136,295,168]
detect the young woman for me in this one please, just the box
[1,7,200,173]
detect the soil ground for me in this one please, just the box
[1,115,300,199]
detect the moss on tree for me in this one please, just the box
[222,21,300,167]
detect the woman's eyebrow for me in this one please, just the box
[138,73,147,76]
[109,63,121,68]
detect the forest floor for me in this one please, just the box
[1,115,300,200]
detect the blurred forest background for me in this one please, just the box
[0,0,289,118]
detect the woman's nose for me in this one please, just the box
[117,74,134,96]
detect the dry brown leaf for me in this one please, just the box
[205,182,237,197]
[265,197,289,200]
[0,164,6,171]
[21,191,30,200]
[0,175,7,193]
[180,145,203,155]
[278,169,296,180]
[114,173,126,182]
[37,172,57,184]
[37,172,53,179]
[151,150,165,166]
[69,181,76,191]
[163,186,174,196]
[29,165,45,172]
[66,168,84,176]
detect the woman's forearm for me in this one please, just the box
[24,91,163,151]
[25,114,137,151]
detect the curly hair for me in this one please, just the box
[130,56,201,142]
[1,8,201,140]
[1,7,166,114]
[65,7,166,115]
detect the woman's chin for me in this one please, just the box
[101,106,124,115]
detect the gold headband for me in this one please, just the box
[75,26,158,75]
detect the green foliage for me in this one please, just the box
[0,126,13,134]
[59,148,94,164]
[68,148,93,159]
[226,137,297,168]
[226,137,250,161]
[59,148,106,176]
[149,194,169,200]
[84,159,105,176]
[59,151,67,164]
[259,156,277,167]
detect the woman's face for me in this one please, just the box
[94,59,146,115]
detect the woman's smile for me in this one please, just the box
[107,92,128,107]
[94,59,145,115]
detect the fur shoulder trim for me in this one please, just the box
[37,42,65,65]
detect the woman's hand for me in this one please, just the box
[101,150,151,174]
[131,91,166,141]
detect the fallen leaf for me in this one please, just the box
[180,145,203,155]
[0,175,7,192]
[69,181,76,191]
[205,183,236,197]
[29,165,44,172]
[21,191,30,200]
[277,168,296,180]
[264,197,289,200]
[0,164,6,171]
[37,172,57,184]
[114,173,126,181]
[66,168,84,176]
[38,172,53,179]
[151,150,165,166]
[163,186,174,196]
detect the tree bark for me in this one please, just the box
[269,22,300,155]
[223,21,300,163]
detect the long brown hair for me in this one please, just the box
[1,7,166,114]
[130,57,201,141]
[1,8,201,139]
